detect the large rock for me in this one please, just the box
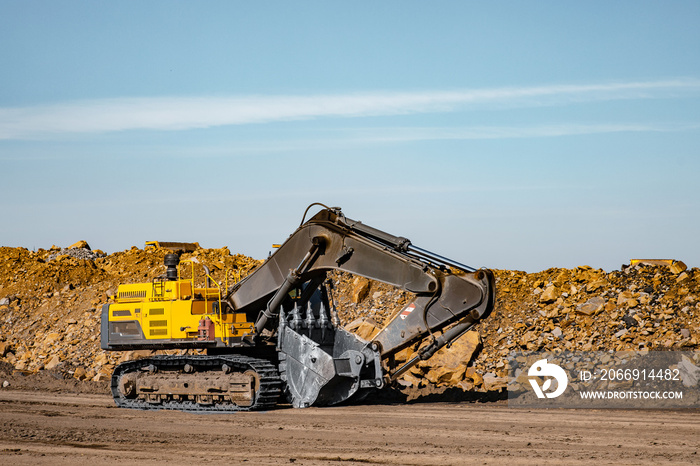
[69,240,91,250]
[43,332,62,346]
[425,364,467,386]
[394,345,416,364]
[422,331,481,386]
[94,352,110,366]
[576,297,605,316]
[344,317,381,341]
[678,356,700,387]
[616,290,640,308]
[351,277,370,304]
[539,285,558,304]
[73,366,87,380]
[586,279,606,292]
[397,371,423,388]
[44,355,61,370]
[482,372,508,391]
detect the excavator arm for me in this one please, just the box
[224,204,495,407]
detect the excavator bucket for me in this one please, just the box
[276,300,383,408]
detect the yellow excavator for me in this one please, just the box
[101,204,495,411]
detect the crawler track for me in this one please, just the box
[110,354,281,413]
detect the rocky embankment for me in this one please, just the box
[0,242,697,396]
[0,242,259,389]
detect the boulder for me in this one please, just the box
[678,356,700,387]
[482,372,508,391]
[539,285,558,304]
[398,372,423,388]
[344,317,381,341]
[351,277,370,304]
[394,345,416,364]
[576,297,605,316]
[586,280,606,292]
[70,240,91,250]
[425,365,467,386]
[44,355,61,370]
[617,291,636,306]
[423,331,481,386]
[94,352,110,366]
[44,332,62,346]
[73,366,87,380]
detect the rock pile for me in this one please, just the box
[47,240,106,262]
[328,262,698,393]
[0,242,697,397]
[0,243,260,386]
[472,262,698,391]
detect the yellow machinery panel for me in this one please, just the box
[107,259,255,347]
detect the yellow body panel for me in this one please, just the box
[144,241,200,252]
[111,279,253,344]
[630,259,675,267]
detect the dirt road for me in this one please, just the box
[0,390,698,465]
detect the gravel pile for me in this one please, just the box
[48,247,106,262]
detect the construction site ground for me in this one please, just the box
[1,389,698,465]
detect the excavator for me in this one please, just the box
[101,204,495,411]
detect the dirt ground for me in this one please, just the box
[0,389,698,465]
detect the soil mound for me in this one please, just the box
[0,243,697,397]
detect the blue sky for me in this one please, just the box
[1,1,699,272]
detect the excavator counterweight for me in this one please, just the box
[101,204,495,411]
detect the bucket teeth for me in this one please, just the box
[305,302,317,329]
[279,305,287,326]
[290,303,302,330]
[318,302,332,340]
[318,302,329,328]
[330,303,341,328]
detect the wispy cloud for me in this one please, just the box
[1,79,699,139]
[345,122,700,143]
